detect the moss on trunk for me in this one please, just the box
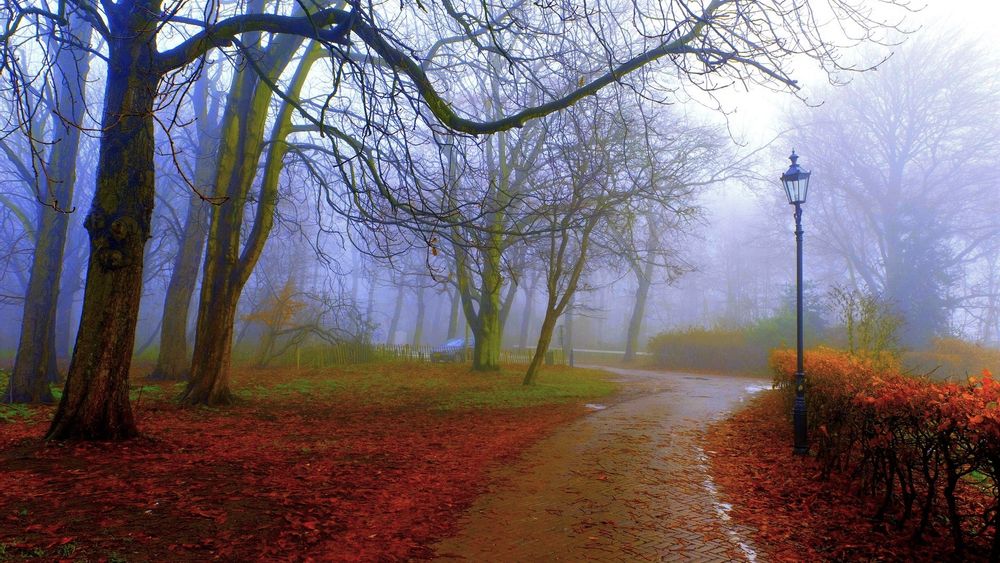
[47,21,160,440]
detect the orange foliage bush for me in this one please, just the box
[771,348,1000,559]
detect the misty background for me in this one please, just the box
[1,0,998,377]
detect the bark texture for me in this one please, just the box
[48,16,160,439]
[181,40,316,405]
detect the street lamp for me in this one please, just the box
[781,150,810,455]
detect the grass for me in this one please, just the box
[226,362,618,411]
[0,403,33,423]
[0,362,618,425]
[437,367,617,410]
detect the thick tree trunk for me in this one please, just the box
[472,247,503,371]
[9,228,62,402]
[182,291,239,405]
[623,274,652,363]
[180,41,316,405]
[47,30,160,440]
[7,19,93,403]
[472,307,502,371]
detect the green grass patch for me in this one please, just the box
[229,363,618,411]
[235,378,345,400]
[128,384,167,401]
[436,367,617,410]
[0,402,33,422]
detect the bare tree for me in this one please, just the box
[788,33,1000,347]
[4,13,93,403]
[521,93,707,383]
[600,110,725,362]
[1,0,909,439]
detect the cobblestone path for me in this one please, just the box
[432,367,770,562]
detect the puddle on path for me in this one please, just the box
[696,445,758,562]
[584,403,607,411]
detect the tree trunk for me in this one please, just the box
[365,275,376,323]
[9,225,62,402]
[149,195,208,380]
[473,306,502,371]
[387,286,404,345]
[472,245,503,371]
[7,18,93,403]
[182,291,239,405]
[447,286,461,339]
[47,27,160,440]
[150,76,216,381]
[523,307,559,385]
[518,277,536,350]
[623,272,652,363]
[180,39,315,406]
[412,285,426,346]
[565,296,575,367]
[522,217,597,384]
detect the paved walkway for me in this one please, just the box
[432,367,770,562]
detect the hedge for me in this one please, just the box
[772,348,1000,560]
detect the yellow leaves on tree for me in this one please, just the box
[244,278,306,332]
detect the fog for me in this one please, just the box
[1,0,998,408]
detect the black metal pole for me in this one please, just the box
[793,202,808,455]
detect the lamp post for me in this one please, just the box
[781,150,811,455]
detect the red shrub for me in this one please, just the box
[772,349,1000,559]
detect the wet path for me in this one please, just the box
[432,367,770,562]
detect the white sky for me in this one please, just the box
[690,0,1000,224]
[712,0,1000,148]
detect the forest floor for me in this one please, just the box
[0,363,616,562]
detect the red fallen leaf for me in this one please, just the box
[188,508,221,520]
[596,474,608,481]
[49,537,74,547]
[302,521,319,531]
[0,364,587,561]
[706,387,996,563]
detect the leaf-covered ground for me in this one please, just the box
[705,390,992,562]
[0,363,616,561]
